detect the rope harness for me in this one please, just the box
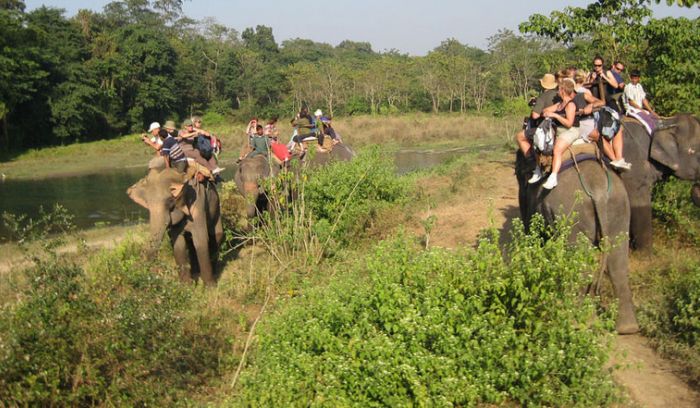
[567,144,611,296]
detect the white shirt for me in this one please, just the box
[624,82,646,113]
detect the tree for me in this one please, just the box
[519,0,652,63]
[643,17,700,114]
[0,4,44,150]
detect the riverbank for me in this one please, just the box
[0,113,516,180]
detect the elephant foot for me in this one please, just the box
[616,313,640,335]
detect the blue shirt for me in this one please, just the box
[161,135,187,163]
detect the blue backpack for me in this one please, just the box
[196,135,214,160]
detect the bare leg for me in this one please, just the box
[515,130,532,156]
[602,139,616,161]
[550,138,570,175]
[612,128,624,161]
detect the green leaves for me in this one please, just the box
[237,218,616,406]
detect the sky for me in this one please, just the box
[24,0,700,55]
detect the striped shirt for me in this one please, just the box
[161,135,187,163]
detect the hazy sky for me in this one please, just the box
[24,0,700,55]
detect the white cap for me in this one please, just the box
[148,122,161,132]
[314,109,323,117]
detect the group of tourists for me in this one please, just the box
[141,117,224,177]
[516,56,658,189]
[238,106,342,165]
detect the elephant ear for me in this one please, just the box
[650,127,680,172]
[127,178,150,209]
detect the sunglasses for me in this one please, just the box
[593,64,603,67]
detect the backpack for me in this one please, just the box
[595,106,621,141]
[196,135,214,160]
[533,118,555,155]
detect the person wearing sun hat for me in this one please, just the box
[163,120,178,138]
[141,121,163,153]
[515,73,560,158]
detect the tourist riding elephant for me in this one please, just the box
[127,162,223,286]
[234,143,355,217]
[516,151,639,334]
[618,114,700,251]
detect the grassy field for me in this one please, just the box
[0,113,519,180]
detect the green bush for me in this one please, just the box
[638,262,700,383]
[0,238,231,406]
[235,216,617,406]
[304,147,410,246]
[652,177,700,245]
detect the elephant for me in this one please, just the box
[127,160,223,286]
[617,114,700,251]
[516,149,639,334]
[234,143,355,218]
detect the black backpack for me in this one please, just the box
[196,135,214,160]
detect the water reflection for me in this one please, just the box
[0,148,473,241]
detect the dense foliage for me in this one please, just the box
[651,177,700,245]
[637,177,700,383]
[0,239,232,406]
[1,0,697,152]
[304,147,410,246]
[235,217,618,406]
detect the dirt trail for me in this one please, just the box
[417,155,699,407]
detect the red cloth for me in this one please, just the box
[270,141,291,162]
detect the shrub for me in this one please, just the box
[235,216,617,406]
[0,238,231,406]
[304,147,410,246]
[638,262,700,383]
[651,177,700,245]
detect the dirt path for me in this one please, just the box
[417,154,699,407]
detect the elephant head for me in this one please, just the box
[127,167,189,251]
[234,155,278,218]
[650,114,700,183]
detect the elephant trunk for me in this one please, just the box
[148,206,170,253]
[243,181,259,218]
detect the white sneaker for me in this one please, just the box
[619,160,632,170]
[528,166,543,184]
[542,173,558,189]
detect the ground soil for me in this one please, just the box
[410,151,699,407]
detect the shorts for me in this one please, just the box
[578,118,595,141]
[556,126,581,145]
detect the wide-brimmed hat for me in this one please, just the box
[164,120,176,130]
[539,73,557,90]
[148,122,161,132]
[314,109,323,117]
[183,119,193,127]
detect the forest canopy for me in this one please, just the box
[0,0,698,151]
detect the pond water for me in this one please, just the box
[0,147,476,241]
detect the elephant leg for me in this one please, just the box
[606,240,640,334]
[629,198,653,252]
[191,226,216,287]
[169,227,193,283]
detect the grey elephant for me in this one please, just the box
[234,143,355,217]
[516,150,639,334]
[234,154,281,218]
[127,162,223,286]
[618,114,700,251]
